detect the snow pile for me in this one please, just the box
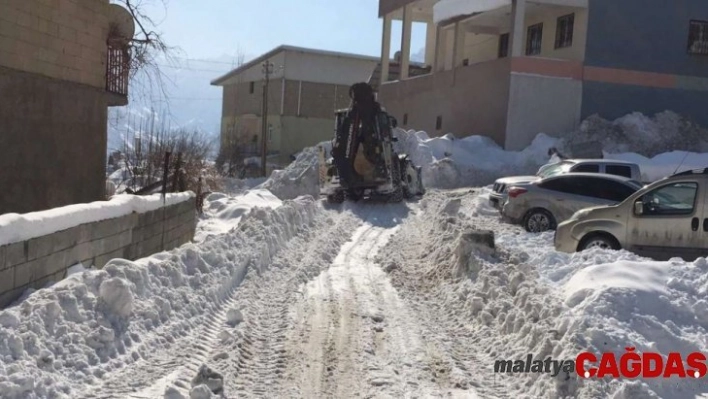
[433,0,510,24]
[393,129,556,188]
[194,189,283,242]
[0,192,194,246]
[219,177,267,195]
[383,190,708,398]
[257,141,331,200]
[605,151,708,183]
[494,219,708,397]
[562,111,708,157]
[0,196,320,399]
[392,111,708,188]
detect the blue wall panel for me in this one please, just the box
[586,0,708,76]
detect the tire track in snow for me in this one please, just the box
[77,203,360,399]
[283,203,458,398]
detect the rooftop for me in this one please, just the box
[211,45,380,86]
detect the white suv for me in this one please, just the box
[489,159,642,210]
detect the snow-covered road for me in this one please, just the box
[7,187,708,398]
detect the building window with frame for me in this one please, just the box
[249,81,255,94]
[555,14,574,49]
[688,20,708,55]
[436,116,442,130]
[403,113,408,126]
[526,23,543,56]
[498,33,509,58]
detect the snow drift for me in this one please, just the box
[0,196,320,399]
[194,189,283,242]
[257,141,331,200]
[392,111,708,189]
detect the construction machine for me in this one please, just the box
[318,82,425,203]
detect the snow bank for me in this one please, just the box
[0,196,320,399]
[0,192,195,246]
[257,141,331,200]
[495,226,708,397]
[393,129,556,188]
[607,151,708,183]
[394,111,708,188]
[433,0,510,24]
[194,189,283,242]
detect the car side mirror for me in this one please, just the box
[634,200,643,215]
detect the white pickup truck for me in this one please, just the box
[489,159,642,210]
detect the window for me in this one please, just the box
[606,165,633,178]
[403,113,408,126]
[637,182,698,216]
[555,14,574,49]
[578,178,638,202]
[436,116,442,130]
[572,164,600,173]
[498,33,510,58]
[526,23,543,56]
[688,20,708,55]
[249,82,255,94]
[539,177,579,194]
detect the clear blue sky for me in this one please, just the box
[143,0,427,62]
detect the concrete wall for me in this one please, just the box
[505,73,583,150]
[379,57,512,145]
[585,0,708,76]
[0,198,196,308]
[0,0,112,89]
[581,81,708,127]
[0,67,108,214]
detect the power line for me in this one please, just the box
[155,64,231,73]
[169,56,243,65]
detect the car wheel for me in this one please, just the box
[579,234,620,251]
[523,209,556,233]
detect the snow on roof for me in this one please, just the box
[0,192,195,247]
[433,0,511,25]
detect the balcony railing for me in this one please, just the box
[106,41,130,97]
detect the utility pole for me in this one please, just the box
[261,60,274,177]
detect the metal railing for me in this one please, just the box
[106,42,130,96]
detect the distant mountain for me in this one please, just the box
[107,54,245,153]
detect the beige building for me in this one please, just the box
[211,45,379,168]
[0,0,133,214]
[378,0,708,151]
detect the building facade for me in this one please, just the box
[377,0,708,150]
[212,45,379,168]
[0,0,132,214]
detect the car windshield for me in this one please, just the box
[538,162,573,178]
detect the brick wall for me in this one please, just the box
[0,197,197,308]
[0,0,111,88]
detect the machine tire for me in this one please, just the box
[387,160,405,203]
[346,189,363,201]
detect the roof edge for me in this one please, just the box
[211,45,380,86]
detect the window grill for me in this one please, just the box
[555,14,574,49]
[498,33,509,58]
[106,41,130,96]
[688,20,708,55]
[526,23,543,56]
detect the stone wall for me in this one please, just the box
[0,198,196,308]
[0,0,112,89]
